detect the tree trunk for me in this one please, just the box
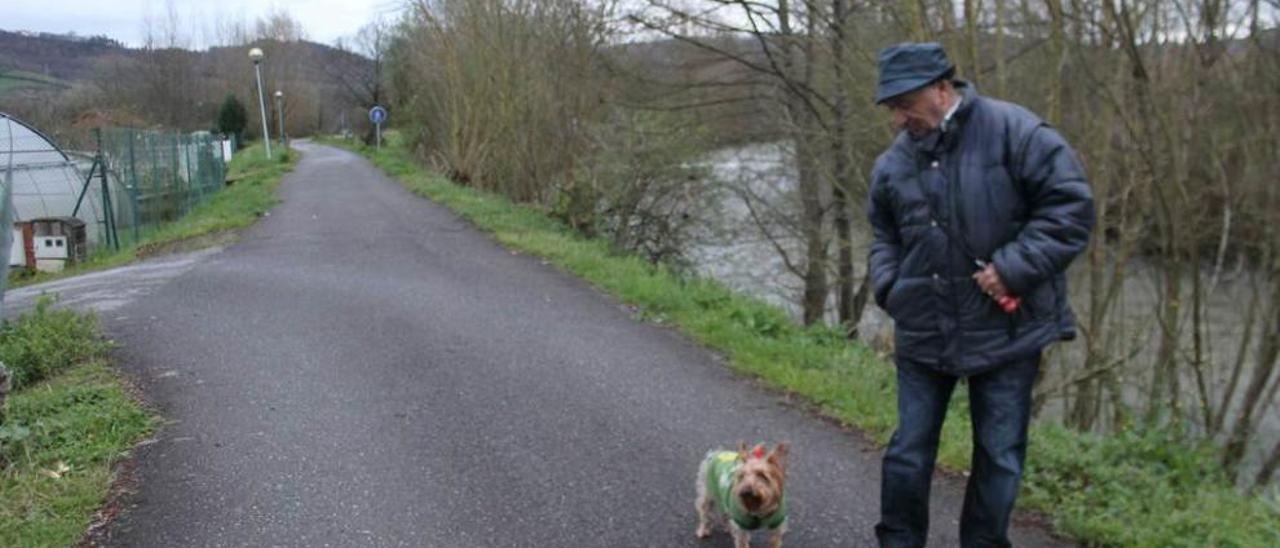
[831,0,856,334]
[995,0,1007,97]
[1255,435,1280,491]
[1045,0,1065,125]
[778,0,829,326]
[1222,263,1280,479]
[963,0,981,80]
[910,0,930,40]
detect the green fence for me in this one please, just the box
[91,128,227,249]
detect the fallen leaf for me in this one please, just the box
[41,461,72,479]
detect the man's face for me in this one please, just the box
[883,82,951,139]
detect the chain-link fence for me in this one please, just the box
[92,128,227,248]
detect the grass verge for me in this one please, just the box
[9,142,299,289]
[320,132,1280,546]
[0,298,155,547]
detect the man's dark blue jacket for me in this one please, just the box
[867,81,1095,375]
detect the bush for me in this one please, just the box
[393,0,611,202]
[216,93,248,148]
[0,297,108,391]
[557,110,716,268]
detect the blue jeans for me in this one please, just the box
[875,355,1040,548]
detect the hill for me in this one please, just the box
[0,28,374,140]
[0,30,128,82]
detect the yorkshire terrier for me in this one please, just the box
[695,442,789,548]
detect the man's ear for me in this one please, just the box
[934,79,956,101]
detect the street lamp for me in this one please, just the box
[248,47,272,159]
[274,90,285,148]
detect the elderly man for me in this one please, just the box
[866,43,1094,547]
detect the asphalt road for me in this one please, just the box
[15,141,1067,547]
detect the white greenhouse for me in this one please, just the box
[1,113,108,269]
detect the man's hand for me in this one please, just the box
[972,263,1010,300]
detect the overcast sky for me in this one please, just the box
[3,0,407,48]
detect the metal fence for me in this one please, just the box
[91,128,228,249]
[0,121,13,309]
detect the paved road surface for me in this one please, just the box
[9,141,1067,547]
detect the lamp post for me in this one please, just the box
[274,90,285,148]
[248,47,272,159]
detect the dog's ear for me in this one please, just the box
[768,442,790,468]
[738,441,749,458]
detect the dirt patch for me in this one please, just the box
[135,230,238,259]
[78,454,142,547]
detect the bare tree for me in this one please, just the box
[255,9,308,43]
[328,19,393,143]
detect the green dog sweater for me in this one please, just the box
[705,451,788,530]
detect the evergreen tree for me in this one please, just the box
[215,93,248,148]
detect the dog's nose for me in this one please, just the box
[741,487,755,498]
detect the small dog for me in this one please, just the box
[695,442,789,548]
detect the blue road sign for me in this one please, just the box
[369,105,388,125]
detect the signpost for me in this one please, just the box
[369,105,388,151]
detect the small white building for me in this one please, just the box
[11,217,88,272]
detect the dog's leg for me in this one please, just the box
[728,521,752,548]
[695,492,714,538]
[695,457,714,539]
[766,521,787,548]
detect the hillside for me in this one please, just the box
[0,29,369,90]
[0,28,374,139]
[0,30,128,82]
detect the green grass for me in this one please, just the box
[323,131,1280,547]
[0,300,155,547]
[0,70,69,95]
[0,299,109,391]
[9,142,299,289]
